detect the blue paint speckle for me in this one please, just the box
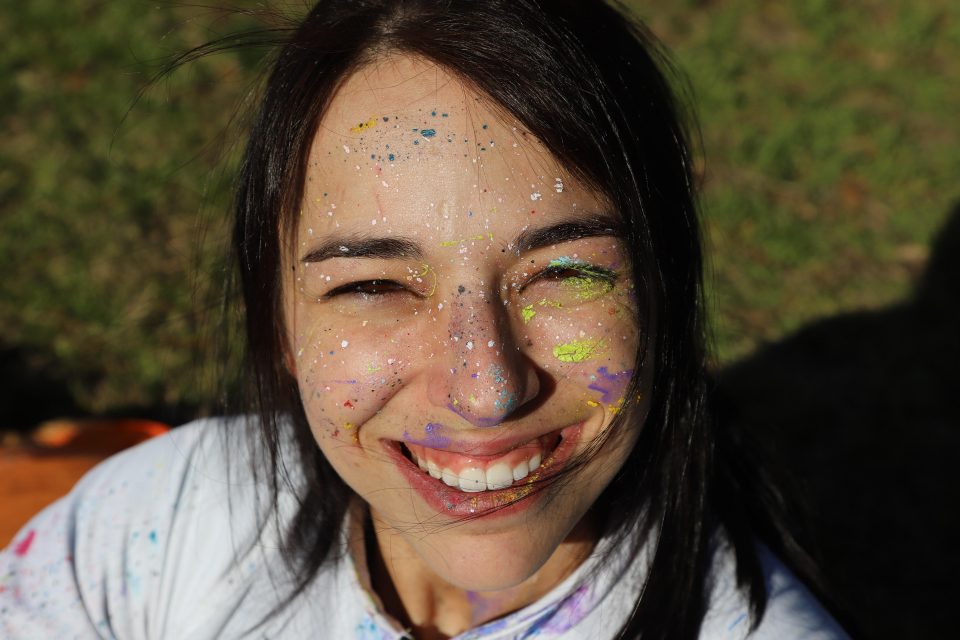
[421,128,437,138]
[728,612,748,631]
[388,153,395,161]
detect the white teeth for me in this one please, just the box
[441,467,459,487]
[486,463,513,490]
[529,453,542,472]
[459,468,486,492]
[512,461,529,481]
[414,449,547,491]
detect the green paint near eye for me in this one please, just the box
[553,338,606,363]
[561,275,614,301]
[521,304,536,323]
[549,257,614,278]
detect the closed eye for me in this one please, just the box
[324,279,408,298]
[527,264,618,287]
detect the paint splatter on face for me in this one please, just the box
[283,54,648,596]
[350,116,379,133]
[552,338,607,363]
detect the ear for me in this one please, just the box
[282,342,298,378]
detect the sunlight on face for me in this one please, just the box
[282,55,648,591]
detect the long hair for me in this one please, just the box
[198,0,829,636]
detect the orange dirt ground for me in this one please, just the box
[0,419,169,547]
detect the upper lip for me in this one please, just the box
[390,424,569,458]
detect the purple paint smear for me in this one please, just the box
[402,422,451,448]
[530,583,594,634]
[587,367,633,403]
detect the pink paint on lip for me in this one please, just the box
[382,422,584,519]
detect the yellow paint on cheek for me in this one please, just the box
[521,304,536,323]
[349,116,378,133]
[560,276,613,302]
[552,338,606,363]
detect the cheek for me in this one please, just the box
[521,294,640,416]
[289,309,429,441]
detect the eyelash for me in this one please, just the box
[324,279,408,298]
[528,263,618,287]
[323,264,618,299]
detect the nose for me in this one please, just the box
[427,290,540,428]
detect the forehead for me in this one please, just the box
[301,55,605,244]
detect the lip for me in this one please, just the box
[407,430,559,458]
[382,422,584,519]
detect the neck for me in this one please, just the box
[356,509,597,640]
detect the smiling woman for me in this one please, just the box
[0,1,849,639]
[286,59,644,599]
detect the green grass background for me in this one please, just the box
[1,1,957,411]
[2,2,959,637]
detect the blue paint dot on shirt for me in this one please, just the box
[431,110,437,116]
[148,530,158,544]
[388,153,395,161]
[421,128,437,138]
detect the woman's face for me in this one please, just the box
[283,56,648,591]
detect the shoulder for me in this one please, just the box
[0,417,280,639]
[700,540,850,640]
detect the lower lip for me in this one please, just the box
[383,423,584,519]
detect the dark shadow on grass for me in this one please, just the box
[715,202,960,640]
[0,345,201,432]
[0,346,84,432]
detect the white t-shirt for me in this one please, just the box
[0,418,848,639]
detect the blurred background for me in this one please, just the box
[0,1,957,637]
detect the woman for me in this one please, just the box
[0,1,849,637]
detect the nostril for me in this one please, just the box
[446,401,513,428]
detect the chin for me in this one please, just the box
[407,521,573,592]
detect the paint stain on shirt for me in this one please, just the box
[13,529,36,557]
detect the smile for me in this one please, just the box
[401,431,561,493]
[384,422,584,517]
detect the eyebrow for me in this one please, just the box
[299,213,623,264]
[512,214,623,254]
[300,236,424,263]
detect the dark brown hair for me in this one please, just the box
[176,0,834,636]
